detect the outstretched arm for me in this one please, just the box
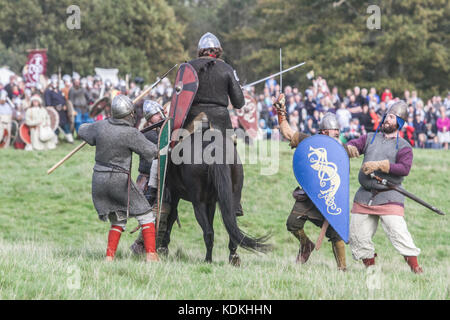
[129,129,158,163]
[78,122,97,146]
[274,94,309,148]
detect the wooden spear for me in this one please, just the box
[47,64,177,175]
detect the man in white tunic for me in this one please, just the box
[25,95,57,151]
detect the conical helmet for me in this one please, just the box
[198,32,221,50]
[143,100,164,121]
[386,100,408,122]
[112,95,134,119]
[319,112,339,131]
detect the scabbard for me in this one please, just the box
[370,173,445,216]
[389,184,445,216]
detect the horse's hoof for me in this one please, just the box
[229,254,241,267]
[157,246,169,256]
[204,258,212,264]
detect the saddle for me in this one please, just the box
[184,112,211,135]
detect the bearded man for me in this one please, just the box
[347,100,423,274]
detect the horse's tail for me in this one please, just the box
[209,163,271,253]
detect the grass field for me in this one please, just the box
[0,139,449,300]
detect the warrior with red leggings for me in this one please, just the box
[78,95,159,262]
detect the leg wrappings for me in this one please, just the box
[106,225,123,258]
[332,240,347,271]
[142,223,156,253]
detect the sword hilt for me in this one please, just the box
[370,173,386,185]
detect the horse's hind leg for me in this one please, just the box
[230,157,243,265]
[193,202,214,263]
[228,238,241,267]
[232,153,244,217]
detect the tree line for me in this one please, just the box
[0,0,448,99]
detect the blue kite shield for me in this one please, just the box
[292,135,350,243]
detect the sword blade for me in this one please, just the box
[242,61,306,89]
[150,64,178,89]
[47,64,178,175]
[279,48,282,93]
[133,64,178,104]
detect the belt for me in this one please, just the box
[367,188,390,206]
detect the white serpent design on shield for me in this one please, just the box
[308,146,342,215]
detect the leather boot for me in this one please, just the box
[291,229,315,264]
[404,256,423,274]
[332,240,347,271]
[130,231,145,256]
[362,253,377,267]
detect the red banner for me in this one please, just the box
[23,49,47,88]
[236,93,259,139]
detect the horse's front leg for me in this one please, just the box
[159,195,180,256]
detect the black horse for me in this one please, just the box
[159,120,270,264]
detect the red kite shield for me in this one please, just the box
[236,93,259,140]
[169,63,199,134]
[19,123,31,145]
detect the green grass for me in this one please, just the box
[0,139,449,299]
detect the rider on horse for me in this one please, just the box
[185,32,245,135]
[185,32,246,217]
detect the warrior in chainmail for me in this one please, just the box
[130,100,173,256]
[135,100,163,204]
[78,95,159,262]
[275,94,360,271]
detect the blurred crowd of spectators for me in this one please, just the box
[246,76,450,150]
[1,71,449,151]
[0,72,173,150]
